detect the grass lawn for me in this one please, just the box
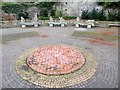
[72,30,119,41]
[2,31,40,44]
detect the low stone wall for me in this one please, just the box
[0,20,18,28]
[98,21,109,28]
[0,20,119,28]
[0,20,77,28]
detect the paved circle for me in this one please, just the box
[15,44,96,88]
[2,27,118,88]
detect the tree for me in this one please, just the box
[55,10,63,17]
[2,2,23,14]
[97,1,120,8]
[36,2,55,9]
[81,10,89,19]
[36,2,56,17]
[97,1,120,21]
[16,12,29,20]
[40,8,49,17]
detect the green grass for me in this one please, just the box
[72,31,119,41]
[2,31,40,44]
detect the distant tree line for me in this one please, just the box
[81,1,120,21]
[1,2,120,21]
[97,2,120,9]
[1,2,56,20]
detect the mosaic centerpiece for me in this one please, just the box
[27,44,85,75]
[16,44,97,88]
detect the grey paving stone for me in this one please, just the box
[1,27,118,88]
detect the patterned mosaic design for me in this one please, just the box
[15,45,97,88]
[27,44,85,75]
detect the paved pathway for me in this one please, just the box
[1,27,118,88]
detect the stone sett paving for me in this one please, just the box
[15,44,96,88]
[1,27,118,88]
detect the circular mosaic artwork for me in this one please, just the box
[27,44,85,75]
[15,44,97,88]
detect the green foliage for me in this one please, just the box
[97,2,105,6]
[36,2,55,17]
[104,2,120,8]
[36,2,55,9]
[16,12,29,20]
[96,1,120,21]
[97,1,120,8]
[38,16,49,20]
[81,8,120,21]
[40,8,49,17]
[97,10,106,21]
[2,2,23,14]
[81,9,106,21]
[55,10,63,17]
[20,2,30,11]
[50,9,56,16]
[88,9,98,19]
[52,16,59,19]
[108,11,120,21]
[81,10,89,19]
[38,16,60,20]
[38,16,78,20]
[63,16,77,20]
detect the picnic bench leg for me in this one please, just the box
[49,23,54,27]
[75,24,79,28]
[61,24,65,27]
[87,25,92,28]
[22,25,26,28]
[34,24,38,27]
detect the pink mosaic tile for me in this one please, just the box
[27,44,85,75]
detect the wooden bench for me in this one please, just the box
[48,22,67,27]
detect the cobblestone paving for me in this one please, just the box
[1,27,118,88]
[15,45,96,88]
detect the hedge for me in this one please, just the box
[81,9,106,21]
[107,11,120,21]
[38,16,78,20]
[63,16,77,20]
[38,16,49,20]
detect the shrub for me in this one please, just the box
[55,10,63,17]
[97,10,106,21]
[88,9,97,19]
[36,2,55,9]
[40,8,49,17]
[52,16,59,19]
[81,10,89,19]
[108,11,120,21]
[38,16,49,20]
[2,2,23,14]
[81,9,106,21]
[63,16,77,20]
[16,12,29,20]
[50,9,56,16]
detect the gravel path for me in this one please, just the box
[1,27,118,88]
